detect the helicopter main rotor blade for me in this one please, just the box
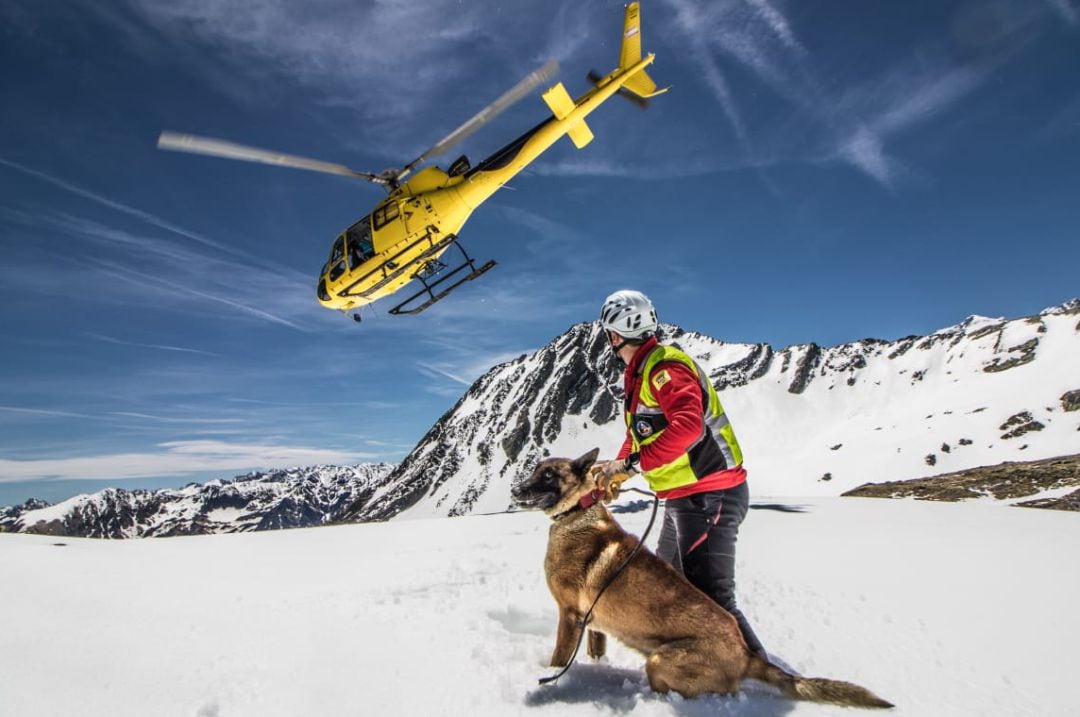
[393,59,559,183]
[157,131,390,185]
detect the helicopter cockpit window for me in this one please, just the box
[328,236,346,282]
[346,215,375,269]
[372,201,400,231]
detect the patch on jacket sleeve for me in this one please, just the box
[652,369,671,391]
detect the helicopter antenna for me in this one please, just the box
[390,59,559,184]
[157,132,391,186]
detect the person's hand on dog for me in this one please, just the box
[590,459,633,500]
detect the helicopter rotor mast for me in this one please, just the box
[157,131,392,186]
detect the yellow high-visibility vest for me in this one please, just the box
[626,345,744,492]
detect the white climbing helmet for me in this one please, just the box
[599,290,658,339]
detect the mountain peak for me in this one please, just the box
[1041,298,1080,316]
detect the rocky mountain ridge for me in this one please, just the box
[5,301,1077,536]
[340,299,1080,522]
[1,463,394,538]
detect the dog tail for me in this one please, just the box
[746,653,894,709]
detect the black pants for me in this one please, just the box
[656,481,765,655]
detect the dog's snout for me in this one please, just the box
[510,476,532,500]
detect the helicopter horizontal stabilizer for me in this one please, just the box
[542,82,575,120]
[622,67,668,100]
[542,82,595,149]
[566,121,594,149]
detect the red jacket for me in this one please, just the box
[616,338,747,500]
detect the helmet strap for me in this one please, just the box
[607,331,645,365]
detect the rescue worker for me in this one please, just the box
[592,289,766,658]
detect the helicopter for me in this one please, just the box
[158,2,667,322]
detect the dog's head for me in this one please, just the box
[511,447,600,516]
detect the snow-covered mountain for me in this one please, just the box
[343,300,1080,521]
[1,464,394,538]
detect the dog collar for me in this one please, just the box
[579,489,604,510]
[551,489,604,521]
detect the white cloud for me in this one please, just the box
[661,0,749,144]
[1044,0,1078,26]
[0,440,376,482]
[837,126,897,187]
[652,0,1053,189]
[3,206,318,331]
[118,0,561,151]
[83,332,221,357]
[0,406,93,419]
[415,361,471,388]
[826,59,990,187]
[107,412,245,425]
[0,157,253,263]
[95,262,311,331]
[745,0,805,52]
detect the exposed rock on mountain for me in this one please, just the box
[341,300,1080,522]
[1,464,394,538]
[842,453,1080,511]
[9,300,1077,535]
[342,323,625,521]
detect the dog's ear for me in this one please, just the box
[570,447,600,476]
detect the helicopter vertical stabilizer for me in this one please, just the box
[618,2,667,101]
[542,83,594,149]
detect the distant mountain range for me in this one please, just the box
[0,464,393,538]
[4,300,1078,537]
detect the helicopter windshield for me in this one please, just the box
[346,215,374,269]
[328,236,346,282]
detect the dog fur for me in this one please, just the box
[511,448,893,708]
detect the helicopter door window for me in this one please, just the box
[372,201,399,231]
[346,215,375,269]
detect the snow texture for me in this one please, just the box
[1,497,1076,715]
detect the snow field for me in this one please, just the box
[2,497,1077,716]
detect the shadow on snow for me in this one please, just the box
[524,661,796,716]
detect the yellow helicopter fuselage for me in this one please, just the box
[318,48,663,315]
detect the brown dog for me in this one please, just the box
[511,448,892,708]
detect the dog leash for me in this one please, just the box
[538,486,659,686]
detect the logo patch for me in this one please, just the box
[652,369,671,391]
[635,419,653,437]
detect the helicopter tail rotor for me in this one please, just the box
[586,69,650,110]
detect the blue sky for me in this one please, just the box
[1,0,1078,507]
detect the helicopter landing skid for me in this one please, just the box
[388,240,496,316]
